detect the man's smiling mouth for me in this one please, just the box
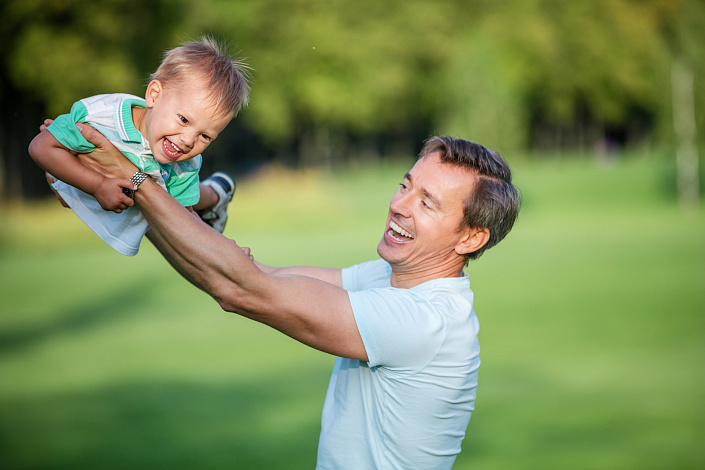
[388,220,414,242]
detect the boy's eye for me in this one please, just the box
[179,115,188,124]
[201,134,212,142]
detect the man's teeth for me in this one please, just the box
[389,220,413,239]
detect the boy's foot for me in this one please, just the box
[199,172,236,233]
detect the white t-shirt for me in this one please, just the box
[316,259,480,469]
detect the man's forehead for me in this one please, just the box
[409,153,476,193]
[408,151,473,178]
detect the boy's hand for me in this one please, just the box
[93,177,136,213]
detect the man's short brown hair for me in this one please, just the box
[420,136,521,261]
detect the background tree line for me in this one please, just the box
[1,0,703,200]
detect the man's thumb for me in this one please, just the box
[76,122,104,146]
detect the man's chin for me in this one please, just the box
[377,240,404,265]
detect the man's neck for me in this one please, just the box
[389,261,466,289]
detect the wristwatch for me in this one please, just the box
[123,170,149,199]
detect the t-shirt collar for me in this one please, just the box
[116,97,148,147]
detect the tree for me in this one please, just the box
[0,0,189,198]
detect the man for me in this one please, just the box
[71,124,520,469]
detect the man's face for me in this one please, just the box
[377,151,475,273]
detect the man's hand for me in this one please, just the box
[241,246,254,262]
[41,119,138,204]
[39,119,53,132]
[73,122,139,181]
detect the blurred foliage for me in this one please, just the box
[1,0,704,197]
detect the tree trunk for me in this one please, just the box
[671,60,700,210]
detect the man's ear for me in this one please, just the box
[145,80,163,107]
[455,227,490,256]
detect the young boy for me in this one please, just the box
[29,37,250,255]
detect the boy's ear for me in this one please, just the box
[145,80,163,107]
[455,227,490,256]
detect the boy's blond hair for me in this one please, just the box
[150,36,251,118]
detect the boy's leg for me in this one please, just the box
[196,172,236,233]
[193,186,219,213]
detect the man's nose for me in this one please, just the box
[390,190,412,216]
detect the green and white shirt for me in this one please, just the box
[48,93,202,255]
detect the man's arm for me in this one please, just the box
[256,263,343,287]
[75,123,366,361]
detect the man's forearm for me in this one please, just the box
[145,227,205,291]
[72,122,367,360]
[72,122,260,306]
[134,178,256,297]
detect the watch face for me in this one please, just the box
[122,187,135,199]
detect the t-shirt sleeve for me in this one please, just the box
[46,100,95,153]
[342,259,392,292]
[348,288,446,372]
[165,155,202,207]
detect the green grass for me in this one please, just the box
[0,155,703,469]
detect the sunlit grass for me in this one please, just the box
[1,156,703,469]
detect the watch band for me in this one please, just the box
[130,170,149,187]
[123,170,149,199]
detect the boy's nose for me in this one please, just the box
[180,133,196,149]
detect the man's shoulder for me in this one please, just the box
[342,259,391,291]
[413,275,474,312]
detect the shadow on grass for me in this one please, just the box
[0,281,148,353]
[0,367,329,470]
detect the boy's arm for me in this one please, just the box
[29,129,135,212]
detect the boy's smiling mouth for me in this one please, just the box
[162,138,184,160]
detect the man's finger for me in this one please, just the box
[77,122,111,147]
[40,119,54,132]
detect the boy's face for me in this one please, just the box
[140,76,232,165]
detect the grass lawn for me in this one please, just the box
[0,155,703,469]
